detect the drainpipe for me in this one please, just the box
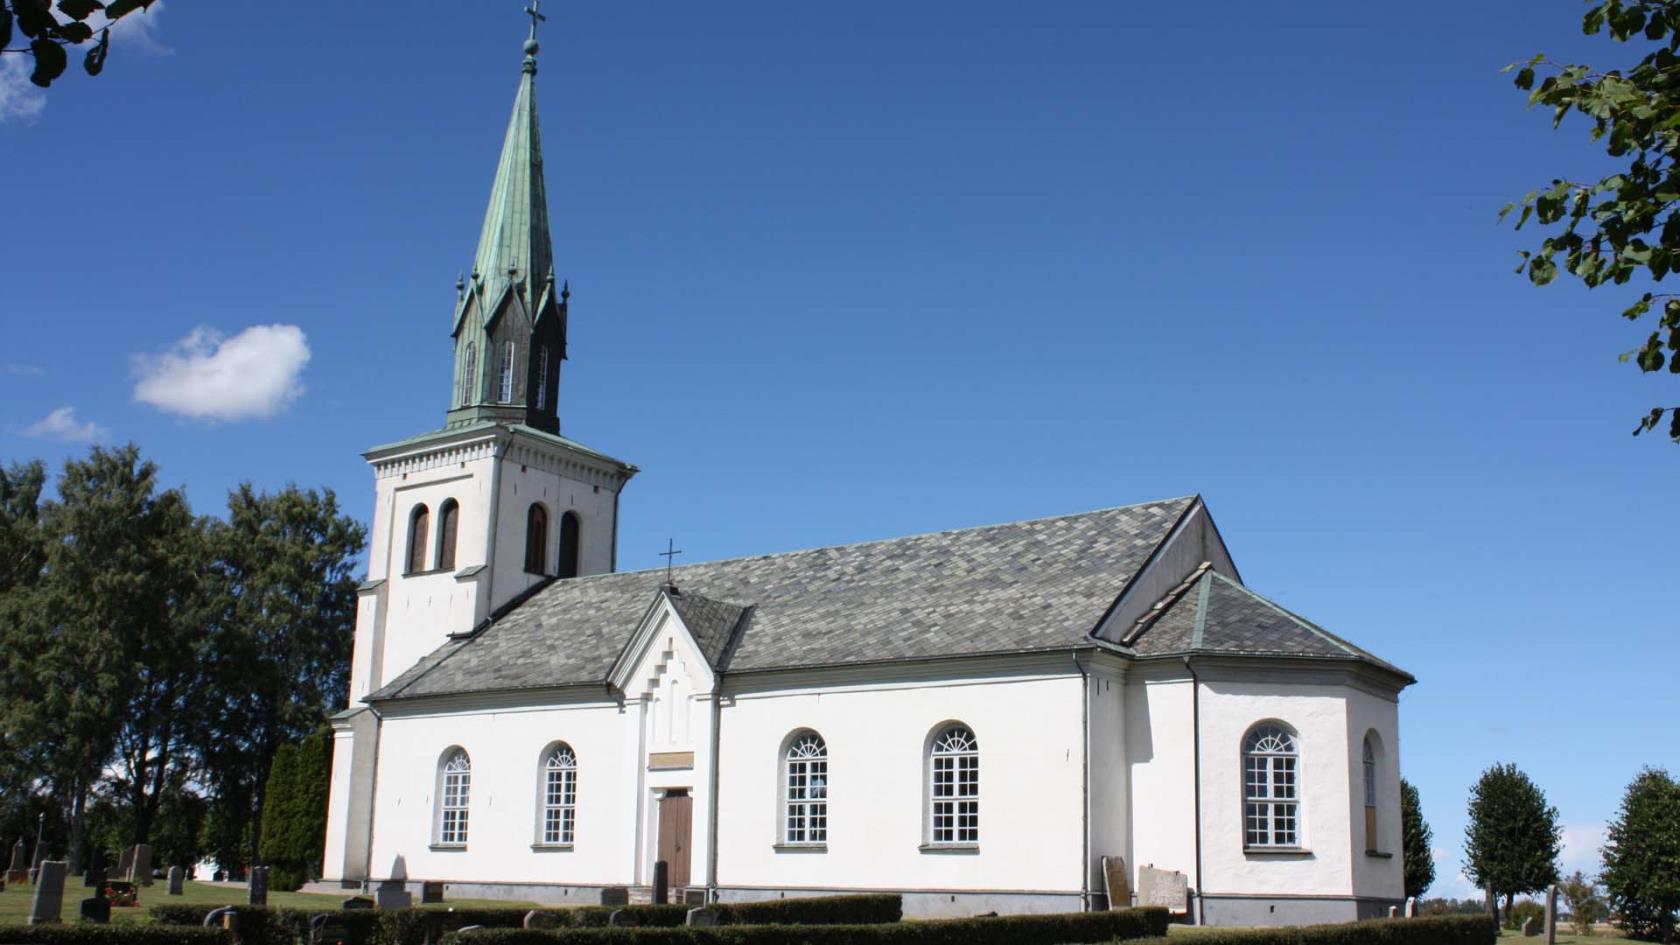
[1074,650,1091,911]
[362,705,385,888]
[1182,656,1204,925]
[707,687,723,903]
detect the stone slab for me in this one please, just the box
[28,860,67,925]
[1136,863,1190,914]
[1101,855,1131,910]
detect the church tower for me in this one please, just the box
[323,8,636,886]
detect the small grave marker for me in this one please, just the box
[168,866,184,896]
[249,866,269,906]
[28,860,68,925]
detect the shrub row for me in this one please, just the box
[437,906,1170,945]
[1122,915,1497,945]
[0,925,229,945]
[710,896,901,927]
[148,906,382,945]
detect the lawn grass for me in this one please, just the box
[0,879,535,926]
[1164,921,1628,941]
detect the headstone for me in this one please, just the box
[1406,897,1418,917]
[375,880,411,910]
[249,866,269,906]
[683,889,706,907]
[421,880,445,904]
[8,837,29,883]
[600,886,629,906]
[79,892,111,925]
[1544,884,1559,945]
[1522,916,1539,937]
[1100,856,1132,911]
[685,907,719,928]
[131,845,153,886]
[117,847,136,881]
[1136,863,1191,915]
[27,860,68,925]
[524,911,562,931]
[652,860,668,905]
[1388,906,1399,918]
[341,897,375,910]
[168,866,184,896]
[311,913,350,945]
[205,906,238,931]
[1485,888,1499,922]
[608,909,637,928]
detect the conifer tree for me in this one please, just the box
[1601,768,1680,942]
[1402,778,1437,899]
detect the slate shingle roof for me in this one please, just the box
[1127,570,1411,679]
[370,496,1197,701]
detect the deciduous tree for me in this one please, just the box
[0,0,156,88]
[1601,768,1680,942]
[1464,763,1562,922]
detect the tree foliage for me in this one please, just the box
[1502,0,1680,441]
[1561,870,1610,937]
[257,731,330,891]
[1601,768,1680,942]
[1464,763,1562,919]
[0,0,155,88]
[1402,778,1437,899]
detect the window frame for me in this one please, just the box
[524,503,549,575]
[535,345,550,410]
[1362,731,1384,855]
[459,342,477,407]
[780,731,828,848]
[924,723,979,849]
[434,748,471,849]
[436,499,460,572]
[497,340,516,404]
[536,742,578,849]
[1242,722,1302,851]
[405,504,430,576]
[558,511,581,579]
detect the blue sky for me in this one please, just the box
[3,0,1675,898]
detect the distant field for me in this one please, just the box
[0,878,534,925]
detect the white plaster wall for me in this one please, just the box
[1346,689,1403,900]
[715,669,1086,896]
[1198,680,1354,897]
[1127,677,1198,885]
[1088,664,1130,902]
[322,726,358,879]
[369,700,638,886]
[490,460,618,605]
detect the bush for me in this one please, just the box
[1505,900,1544,931]
[1123,915,1496,945]
[438,906,1168,945]
[376,896,899,945]
[0,925,229,945]
[712,895,900,926]
[147,905,382,945]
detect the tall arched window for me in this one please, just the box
[497,341,516,403]
[1243,723,1299,848]
[928,725,979,845]
[783,732,828,845]
[437,749,471,846]
[535,345,550,410]
[540,743,578,846]
[524,504,548,574]
[405,505,430,575]
[459,343,477,407]
[558,511,581,579]
[1362,733,1379,853]
[436,499,459,571]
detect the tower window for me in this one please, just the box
[535,346,550,411]
[558,511,580,579]
[524,503,548,574]
[436,499,459,571]
[459,342,477,407]
[498,341,516,403]
[405,504,430,575]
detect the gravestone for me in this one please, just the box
[421,881,445,904]
[600,886,629,906]
[28,860,68,925]
[1485,888,1499,922]
[375,880,411,910]
[608,909,637,928]
[685,907,719,928]
[205,906,238,932]
[524,911,562,931]
[341,897,375,911]
[651,860,668,905]
[683,889,706,907]
[79,891,111,925]
[168,866,184,895]
[1388,906,1399,918]
[1136,864,1191,914]
[7,837,28,884]
[1544,884,1559,945]
[1405,897,1418,917]
[1100,856,1131,911]
[117,848,135,881]
[1522,916,1539,937]
[249,866,269,906]
[131,844,153,886]
[311,913,350,945]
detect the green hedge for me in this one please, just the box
[147,905,382,945]
[1122,915,1497,945]
[0,925,229,945]
[437,906,1169,945]
[711,896,900,926]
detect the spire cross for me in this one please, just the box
[659,538,683,586]
[525,1,546,40]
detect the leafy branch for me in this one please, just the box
[0,0,157,87]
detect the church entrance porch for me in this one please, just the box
[656,790,693,889]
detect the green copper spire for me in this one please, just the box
[446,3,568,435]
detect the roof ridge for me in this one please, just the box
[577,495,1200,585]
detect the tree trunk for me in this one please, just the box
[66,782,86,874]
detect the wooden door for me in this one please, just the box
[657,791,693,888]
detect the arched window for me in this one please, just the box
[783,732,828,845]
[928,725,978,845]
[459,343,477,407]
[540,743,578,846]
[436,499,459,571]
[497,341,516,403]
[524,504,548,574]
[405,505,429,575]
[437,749,471,846]
[1362,733,1379,853]
[558,511,581,579]
[535,346,550,410]
[1243,723,1299,848]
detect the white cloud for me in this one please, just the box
[0,3,167,124]
[0,54,48,124]
[1430,846,1485,901]
[22,407,108,443]
[132,325,310,421]
[1560,822,1607,878]
[0,364,45,376]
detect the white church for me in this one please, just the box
[320,16,1414,926]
